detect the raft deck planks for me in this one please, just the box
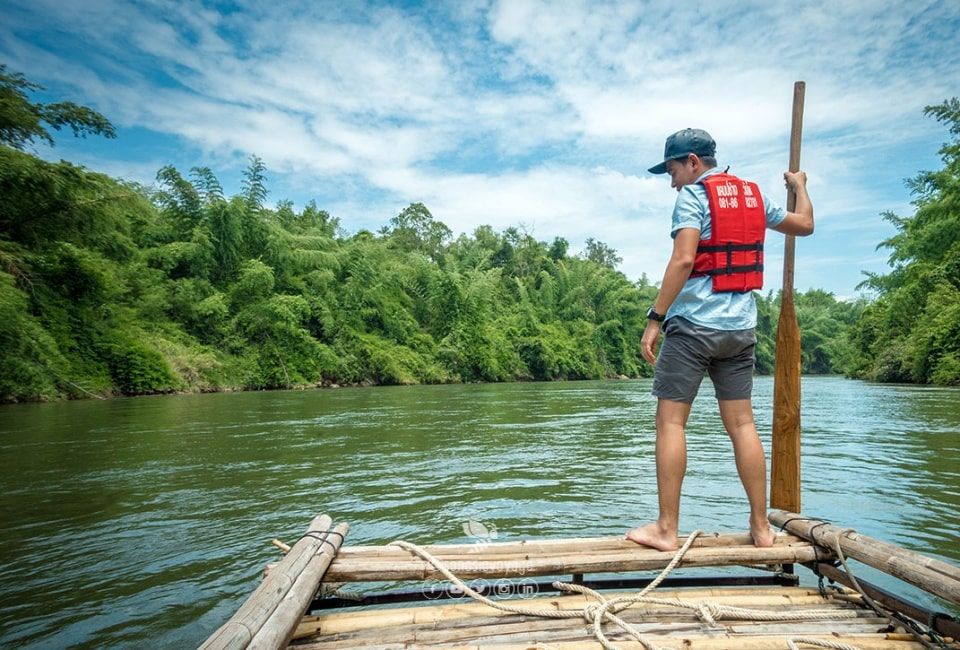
[289,586,932,649]
[287,531,957,649]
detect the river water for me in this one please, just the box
[0,376,957,648]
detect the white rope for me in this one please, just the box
[389,533,864,650]
[787,638,862,650]
[324,587,365,602]
[828,529,940,650]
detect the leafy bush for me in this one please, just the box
[101,332,178,395]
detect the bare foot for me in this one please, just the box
[625,522,679,551]
[750,520,776,548]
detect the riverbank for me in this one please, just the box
[10,368,862,405]
[0,372,639,405]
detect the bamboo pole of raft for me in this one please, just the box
[770,510,960,605]
[771,81,806,514]
[334,532,806,558]
[814,562,960,640]
[200,514,342,650]
[247,521,349,650]
[324,543,824,582]
[427,639,938,650]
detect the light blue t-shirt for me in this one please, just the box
[666,167,786,330]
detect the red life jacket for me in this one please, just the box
[690,172,766,292]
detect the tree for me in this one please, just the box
[385,202,452,261]
[241,155,268,211]
[583,238,622,269]
[190,166,224,205]
[847,98,960,384]
[155,165,202,236]
[0,64,115,150]
[548,237,568,261]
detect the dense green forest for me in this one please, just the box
[3,67,955,403]
[845,99,960,385]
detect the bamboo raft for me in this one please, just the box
[199,510,960,650]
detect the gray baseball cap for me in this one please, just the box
[648,128,716,174]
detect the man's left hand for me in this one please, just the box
[641,320,662,365]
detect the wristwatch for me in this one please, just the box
[646,307,665,322]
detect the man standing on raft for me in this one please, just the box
[627,128,814,550]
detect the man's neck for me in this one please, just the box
[692,164,717,181]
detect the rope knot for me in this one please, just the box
[695,602,721,626]
[581,603,601,623]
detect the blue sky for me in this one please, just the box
[3,0,959,297]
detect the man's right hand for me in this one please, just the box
[783,170,807,190]
[774,170,814,236]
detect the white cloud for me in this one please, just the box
[2,0,958,294]
[487,0,956,148]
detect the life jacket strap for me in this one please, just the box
[696,264,765,276]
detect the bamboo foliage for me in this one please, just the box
[0,67,867,401]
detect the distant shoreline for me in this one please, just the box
[0,372,872,406]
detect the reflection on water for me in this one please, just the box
[0,377,957,647]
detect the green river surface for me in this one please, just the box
[0,376,957,648]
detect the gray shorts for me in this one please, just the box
[652,316,756,404]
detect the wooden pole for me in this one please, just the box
[324,543,823,582]
[407,638,937,650]
[814,562,960,640]
[332,531,802,558]
[200,514,334,650]
[770,510,960,605]
[248,521,350,650]
[770,81,806,513]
